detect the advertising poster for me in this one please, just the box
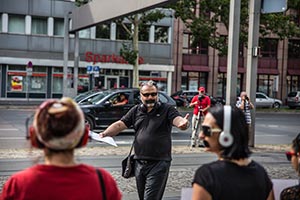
[11,76,23,91]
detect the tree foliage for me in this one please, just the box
[170,0,300,55]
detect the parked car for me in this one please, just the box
[287,91,300,109]
[78,88,176,130]
[170,90,198,107]
[170,90,225,107]
[255,92,282,108]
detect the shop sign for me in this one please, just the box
[85,51,144,65]
[86,66,93,74]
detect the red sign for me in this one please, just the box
[85,51,144,65]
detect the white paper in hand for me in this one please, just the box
[89,131,118,147]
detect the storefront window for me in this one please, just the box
[257,74,278,97]
[52,67,63,93]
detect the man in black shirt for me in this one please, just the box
[100,80,190,200]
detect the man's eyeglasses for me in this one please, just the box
[141,92,158,97]
[202,125,222,137]
[285,151,297,161]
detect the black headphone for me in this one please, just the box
[219,105,234,147]
[140,101,161,113]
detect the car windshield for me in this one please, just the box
[88,91,110,104]
[288,92,297,97]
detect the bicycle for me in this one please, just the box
[190,105,203,148]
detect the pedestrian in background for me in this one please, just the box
[0,97,121,200]
[280,133,300,200]
[236,91,254,126]
[100,80,190,200]
[192,105,274,200]
[189,86,211,147]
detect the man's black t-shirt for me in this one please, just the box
[193,160,273,200]
[121,103,181,161]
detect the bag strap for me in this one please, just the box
[96,169,107,200]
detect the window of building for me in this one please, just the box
[259,38,278,58]
[288,39,300,58]
[154,25,168,43]
[8,15,25,34]
[116,23,131,40]
[52,67,63,94]
[182,33,208,54]
[287,75,300,92]
[139,24,150,42]
[79,28,90,38]
[96,23,110,39]
[54,18,64,36]
[257,74,277,96]
[32,17,47,35]
[0,15,2,32]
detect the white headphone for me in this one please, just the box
[219,105,234,147]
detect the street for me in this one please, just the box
[0,108,300,148]
[0,108,300,199]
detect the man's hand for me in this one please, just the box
[99,132,107,138]
[176,113,190,130]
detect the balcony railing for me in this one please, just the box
[182,54,208,66]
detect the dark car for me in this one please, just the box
[171,90,225,107]
[79,88,176,130]
[171,90,198,107]
[287,91,300,109]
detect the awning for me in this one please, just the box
[218,67,246,73]
[257,68,279,75]
[287,69,300,75]
[183,65,210,72]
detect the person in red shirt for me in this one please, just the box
[189,87,211,147]
[0,97,122,200]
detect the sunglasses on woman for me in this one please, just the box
[202,125,222,137]
[285,151,297,161]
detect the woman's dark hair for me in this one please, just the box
[209,105,252,159]
[292,133,300,153]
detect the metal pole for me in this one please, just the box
[246,0,261,147]
[63,12,71,96]
[74,31,79,97]
[226,0,241,105]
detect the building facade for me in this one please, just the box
[172,8,300,103]
[0,0,175,102]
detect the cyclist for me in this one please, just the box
[189,87,211,147]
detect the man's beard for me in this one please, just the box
[145,99,156,107]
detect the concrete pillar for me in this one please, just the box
[25,15,31,35]
[149,25,155,43]
[110,22,116,40]
[2,13,8,33]
[48,17,54,36]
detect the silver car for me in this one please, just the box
[287,91,300,109]
[255,92,282,108]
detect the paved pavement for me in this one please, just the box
[0,145,298,199]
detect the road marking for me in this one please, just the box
[0,136,25,140]
[0,128,19,131]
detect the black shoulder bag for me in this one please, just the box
[121,136,136,178]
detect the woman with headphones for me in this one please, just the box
[192,105,274,200]
[1,97,121,200]
[280,133,300,200]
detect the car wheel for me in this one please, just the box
[273,102,280,109]
[85,116,94,130]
